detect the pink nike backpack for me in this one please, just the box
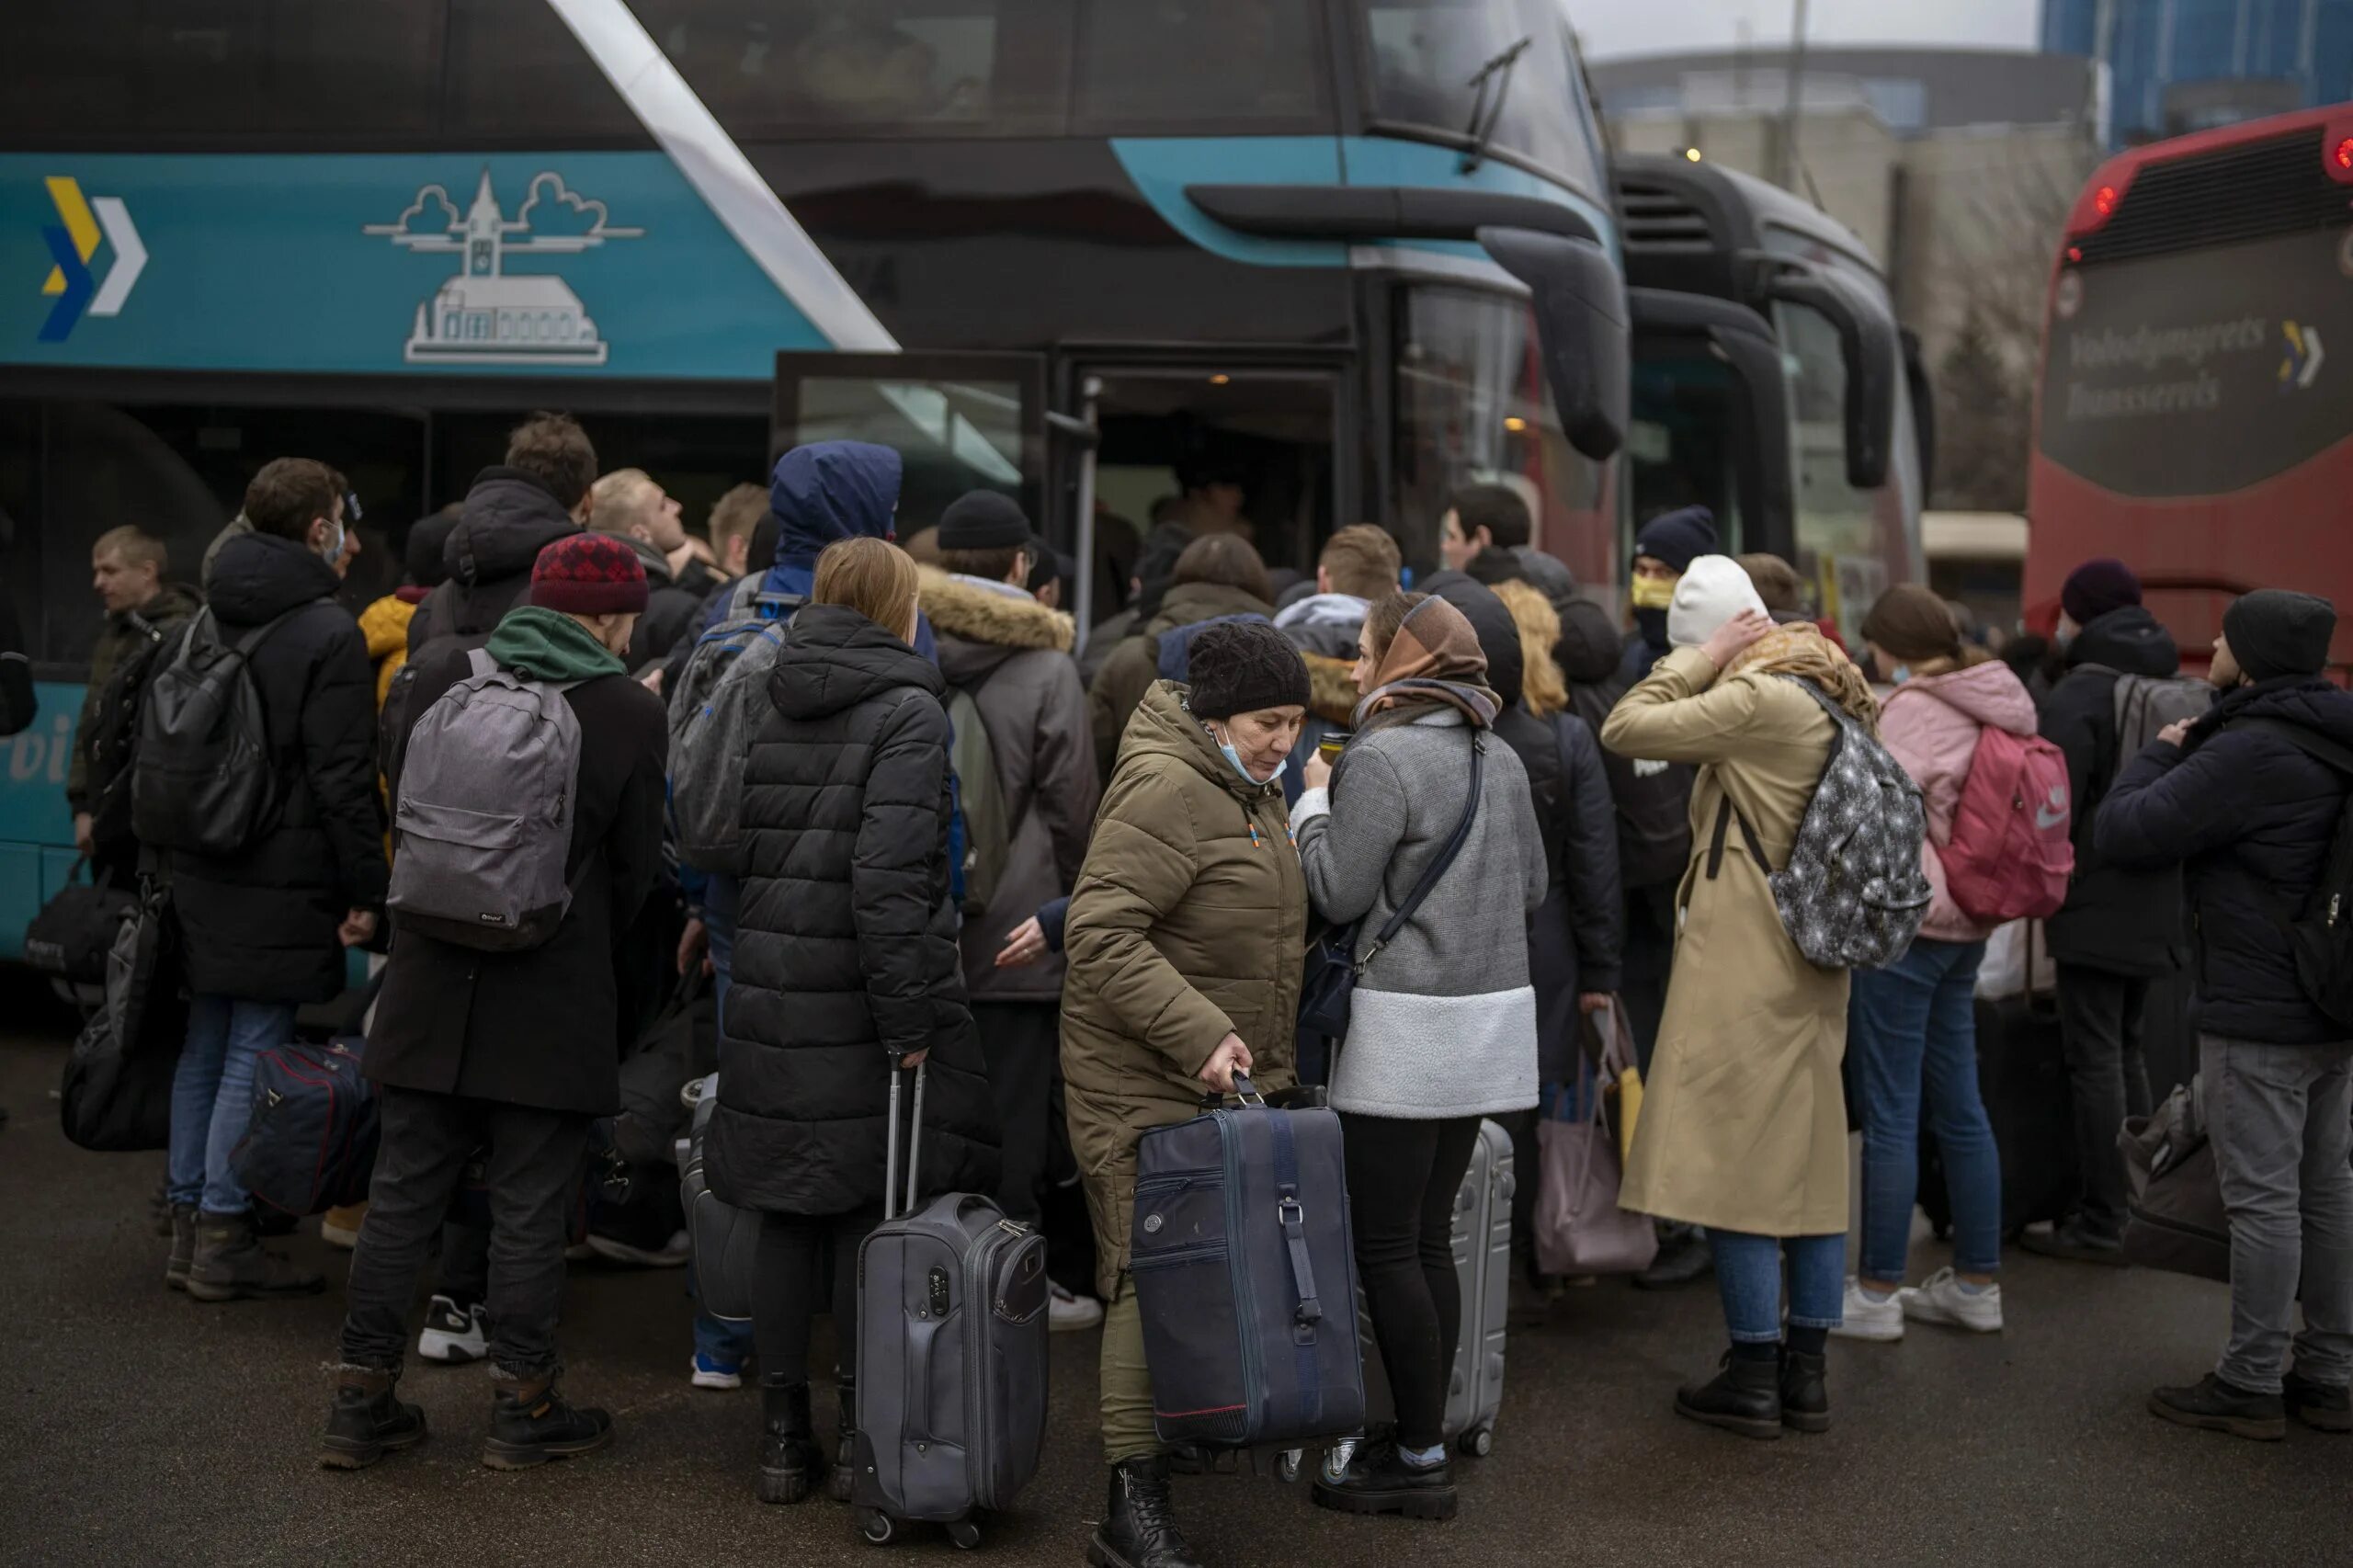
[1944,726,2075,922]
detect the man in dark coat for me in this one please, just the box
[591,467,710,672]
[324,531,667,1472]
[2029,559,2190,1264]
[404,412,594,656]
[70,526,203,884]
[166,460,387,1303]
[2096,590,2353,1440]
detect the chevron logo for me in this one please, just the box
[38,176,145,341]
[2279,319,2325,392]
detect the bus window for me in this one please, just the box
[1349,0,1604,196]
[1775,301,1904,640]
[1393,286,1611,585]
[1628,347,1744,545]
[788,375,1031,534]
[445,0,646,142]
[1074,1,1330,131]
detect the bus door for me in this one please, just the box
[1625,289,1794,558]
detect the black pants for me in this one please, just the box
[1342,1112,1483,1451]
[2056,963,2155,1241]
[973,1000,1057,1225]
[752,1208,880,1386]
[339,1086,591,1380]
[439,1222,491,1306]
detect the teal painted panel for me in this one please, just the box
[4,153,828,376]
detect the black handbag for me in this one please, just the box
[60,877,188,1152]
[1298,733,1485,1041]
[25,858,136,987]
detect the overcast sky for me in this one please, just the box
[1577,0,2042,62]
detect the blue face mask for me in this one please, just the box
[1209,724,1280,786]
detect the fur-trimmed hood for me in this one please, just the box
[918,568,1074,654]
[1303,651,1358,726]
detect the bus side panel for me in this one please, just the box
[1,682,86,960]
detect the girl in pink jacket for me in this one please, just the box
[1836,586,2040,1346]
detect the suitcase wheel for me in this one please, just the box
[1460,1426,1495,1459]
[858,1509,895,1546]
[948,1518,982,1551]
[1275,1449,1302,1484]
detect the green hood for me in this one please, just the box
[485,605,627,683]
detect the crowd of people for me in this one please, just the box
[62,410,2353,1562]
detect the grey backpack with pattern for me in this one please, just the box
[1711,676,1930,971]
[386,650,583,951]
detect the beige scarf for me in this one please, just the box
[1720,621,1881,735]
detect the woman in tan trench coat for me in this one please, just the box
[1600,554,1879,1444]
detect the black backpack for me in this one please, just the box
[84,613,177,858]
[2237,718,2353,1031]
[131,604,313,858]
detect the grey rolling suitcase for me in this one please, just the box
[1326,1117,1513,1474]
[679,1076,759,1323]
[851,1063,1051,1550]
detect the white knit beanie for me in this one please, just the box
[1667,554,1768,649]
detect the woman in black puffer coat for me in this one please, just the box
[706,538,998,1508]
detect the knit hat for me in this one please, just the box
[937,490,1032,552]
[2223,590,2337,684]
[405,511,459,589]
[1860,583,1961,665]
[1187,619,1311,720]
[1667,554,1768,649]
[1635,506,1721,575]
[528,531,649,617]
[2062,558,2141,626]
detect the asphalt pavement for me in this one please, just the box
[2,980,2345,1567]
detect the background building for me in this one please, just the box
[2043,0,2353,145]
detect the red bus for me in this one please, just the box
[2026,104,2353,666]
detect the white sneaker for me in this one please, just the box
[417,1295,487,1363]
[1900,1267,2005,1333]
[1048,1280,1105,1333]
[1828,1277,1904,1342]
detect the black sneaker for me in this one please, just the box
[1779,1348,1831,1435]
[482,1379,616,1470]
[1674,1351,1784,1440]
[2018,1220,2128,1267]
[2148,1373,2286,1441]
[1310,1437,1459,1521]
[2284,1370,2353,1434]
[320,1369,428,1470]
[416,1294,487,1364]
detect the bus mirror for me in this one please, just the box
[1901,326,1935,502]
[1745,254,1898,491]
[1475,226,1629,461]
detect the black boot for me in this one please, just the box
[1310,1436,1459,1521]
[825,1376,857,1504]
[481,1376,615,1470]
[756,1376,827,1505]
[1779,1349,1831,1434]
[2285,1370,2353,1434]
[164,1203,196,1293]
[1634,1223,1714,1290]
[1674,1350,1784,1440]
[320,1368,428,1470]
[185,1209,324,1301]
[1087,1456,1203,1568]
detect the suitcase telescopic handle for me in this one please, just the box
[1230,1073,1267,1108]
[884,1060,928,1221]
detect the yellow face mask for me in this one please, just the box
[1628,574,1678,611]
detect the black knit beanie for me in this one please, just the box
[2224,590,2336,684]
[937,490,1032,551]
[1187,619,1311,719]
[1634,506,1719,574]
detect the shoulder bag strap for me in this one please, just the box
[1355,732,1484,973]
[1706,792,1773,879]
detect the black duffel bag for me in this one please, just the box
[25,860,135,986]
[2121,1079,2231,1283]
[61,879,188,1153]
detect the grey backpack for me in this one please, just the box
[666,586,802,874]
[386,650,582,951]
[1711,676,1931,971]
[2110,672,2214,760]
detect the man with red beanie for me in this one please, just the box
[324,532,669,1473]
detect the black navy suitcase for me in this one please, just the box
[851,1062,1051,1550]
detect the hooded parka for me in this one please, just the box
[404,468,580,654]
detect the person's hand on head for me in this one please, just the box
[1699,609,1774,670]
[1197,1033,1254,1094]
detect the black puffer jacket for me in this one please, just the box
[405,468,579,653]
[2040,606,2188,975]
[614,533,702,672]
[2097,677,2353,1046]
[708,604,999,1217]
[170,531,388,1003]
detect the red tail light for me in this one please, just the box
[2066,157,2137,235]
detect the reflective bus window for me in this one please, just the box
[1074,1,1330,131]
[1351,1,1603,194]
[445,0,645,142]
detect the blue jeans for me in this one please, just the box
[167,994,298,1216]
[691,1259,756,1366]
[1708,1230,1845,1344]
[1851,938,2001,1282]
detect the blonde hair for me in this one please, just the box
[705,483,766,556]
[93,525,167,574]
[1495,580,1569,718]
[813,537,920,641]
[590,468,663,535]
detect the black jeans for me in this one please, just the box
[438,1222,491,1307]
[1341,1112,1483,1451]
[973,1000,1057,1226]
[752,1208,880,1386]
[339,1086,592,1380]
[2056,963,2155,1241]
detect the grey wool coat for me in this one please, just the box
[1291,709,1549,1119]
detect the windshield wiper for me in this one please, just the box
[1460,36,1531,174]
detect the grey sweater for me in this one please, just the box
[1292,709,1548,1119]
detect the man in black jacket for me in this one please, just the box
[591,466,712,672]
[404,412,594,657]
[324,532,667,1472]
[2097,590,2353,1440]
[2029,559,2189,1264]
[169,460,388,1302]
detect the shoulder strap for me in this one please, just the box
[2235,717,2353,778]
[1707,794,1773,879]
[227,597,328,659]
[1355,733,1484,972]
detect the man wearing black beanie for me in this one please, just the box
[2098,590,2353,1441]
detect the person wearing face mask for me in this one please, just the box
[1061,619,1309,1568]
[1294,591,1547,1519]
[324,530,671,1471]
[162,459,387,1306]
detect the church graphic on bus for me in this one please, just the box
[366,171,642,366]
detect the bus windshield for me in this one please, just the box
[1350,0,1605,194]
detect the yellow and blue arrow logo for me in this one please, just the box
[39,176,144,341]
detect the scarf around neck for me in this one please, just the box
[1353,595,1500,735]
[1719,621,1880,734]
